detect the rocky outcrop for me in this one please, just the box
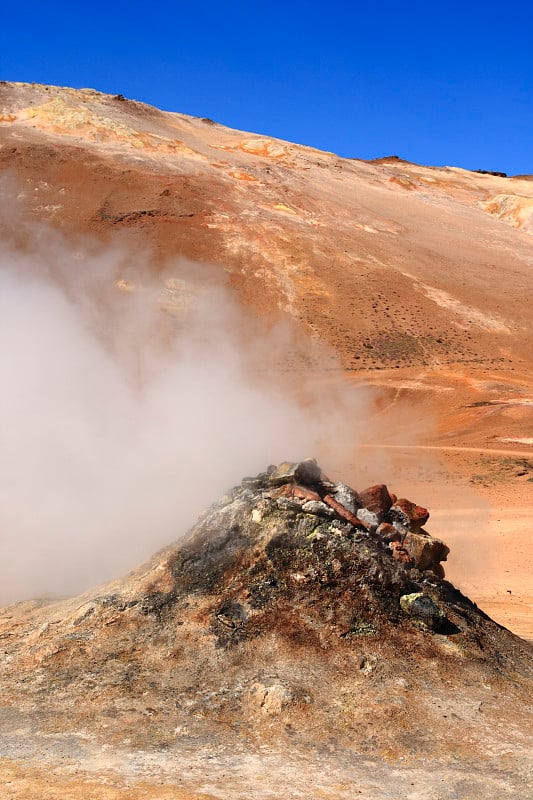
[264,460,447,576]
[474,169,507,178]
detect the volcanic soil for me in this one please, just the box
[0,461,532,799]
[1,82,532,797]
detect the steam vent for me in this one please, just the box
[1,460,532,796]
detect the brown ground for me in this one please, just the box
[0,464,532,800]
[0,81,532,797]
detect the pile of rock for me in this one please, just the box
[267,458,449,577]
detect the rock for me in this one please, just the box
[376,522,402,543]
[302,500,335,517]
[474,169,507,178]
[294,458,322,485]
[269,458,321,487]
[249,681,295,715]
[389,541,413,565]
[331,483,360,514]
[433,563,446,580]
[389,499,429,532]
[292,485,322,503]
[388,507,410,535]
[403,531,449,574]
[359,484,393,519]
[215,601,247,629]
[400,592,446,630]
[356,508,380,532]
[359,655,378,674]
[323,494,361,527]
[269,461,298,485]
[276,496,302,512]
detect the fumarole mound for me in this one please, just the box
[1,459,532,780]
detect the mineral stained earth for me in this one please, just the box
[1,461,532,799]
[1,81,533,798]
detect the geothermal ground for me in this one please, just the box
[0,82,532,797]
[1,460,532,799]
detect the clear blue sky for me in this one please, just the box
[2,1,532,174]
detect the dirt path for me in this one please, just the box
[359,443,533,458]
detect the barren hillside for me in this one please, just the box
[2,81,532,627]
[0,82,532,798]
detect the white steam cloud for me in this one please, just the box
[0,184,385,603]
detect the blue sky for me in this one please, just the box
[2,1,532,174]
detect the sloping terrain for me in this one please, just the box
[0,83,531,353]
[1,82,532,448]
[2,81,531,626]
[1,462,532,798]
[0,82,532,797]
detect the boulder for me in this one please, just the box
[403,531,449,573]
[331,483,361,514]
[359,484,393,519]
[294,458,322,486]
[389,499,429,532]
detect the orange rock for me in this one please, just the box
[292,485,322,503]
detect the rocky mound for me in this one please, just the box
[171,458,455,646]
[1,460,531,776]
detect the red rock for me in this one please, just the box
[272,483,295,499]
[392,499,429,531]
[292,485,322,503]
[358,484,393,518]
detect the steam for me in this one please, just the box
[0,179,501,609]
[0,186,385,603]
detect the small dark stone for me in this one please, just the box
[294,459,322,486]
